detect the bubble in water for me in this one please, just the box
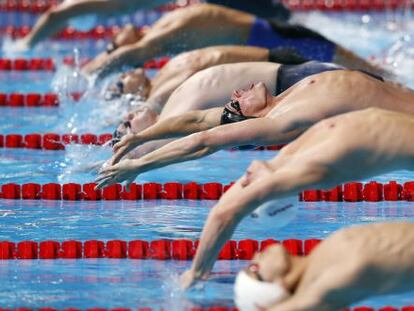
[382,35,414,87]
[58,144,111,183]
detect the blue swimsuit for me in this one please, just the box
[247,18,337,62]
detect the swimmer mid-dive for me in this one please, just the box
[103,45,309,114]
[16,0,291,50]
[95,66,414,185]
[234,222,414,310]
[175,108,414,292]
[81,4,380,79]
[106,58,389,159]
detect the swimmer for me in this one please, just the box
[104,46,310,118]
[14,0,160,50]
[107,59,388,158]
[96,67,412,183]
[235,222,414,310]
[177,108,414,291]
[82,3,380,80]
[17,0,291,50]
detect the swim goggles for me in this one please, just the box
[220,100,257,125]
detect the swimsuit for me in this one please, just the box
[221,61,384,125]
[275,61,384,95]
[247,18,336,62]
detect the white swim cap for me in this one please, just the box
[234,270,289,311]
[250,196,298,228]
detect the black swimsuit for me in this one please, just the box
[274,61,384,96]
[220,61,384,125]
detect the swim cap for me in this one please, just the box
[234,270,289,311]
[250,196,297,228]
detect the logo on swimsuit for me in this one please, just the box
[250,203,294,219]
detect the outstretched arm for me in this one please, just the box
[182,160,329,288]
[22,0,169,48]
[95,116,303,188]
[111,108,222,164]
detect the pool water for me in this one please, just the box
[1,5,414,310]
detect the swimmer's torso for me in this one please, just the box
[268,69,414,120]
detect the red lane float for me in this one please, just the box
[0,58,55,71]
[0,93,59,106]
[0,56,169,71]
[0,238,321,260]
[283,0,405,11]
[0,133,282,151]
[0,133,112,150]
[1,181,414,201]
[300,181,410,202]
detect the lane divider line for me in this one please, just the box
[0,238,318,260]
[0,181,412,202]
[0,133,284,151]
[0,56,170,71]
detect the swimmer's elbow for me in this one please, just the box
[188,132,214,155]
[210,206,238,229]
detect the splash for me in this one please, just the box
[1,37,30,57]
[382,34,414,87]
[58,144,112,184]
[161,272,194,311]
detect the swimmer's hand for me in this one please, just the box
[94,159,139,190]
[111,133,142,165]
[180,269,197,290]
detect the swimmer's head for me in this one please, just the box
[231,82,273,116]
[113,105,158,143]
[221,82,272,125]
[235,244,291,311]
[106,68,151,100]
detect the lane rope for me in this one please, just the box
[0,133,284,151]
[0,238,319,260]
[0,181,412,202]
[0,56,169,71]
